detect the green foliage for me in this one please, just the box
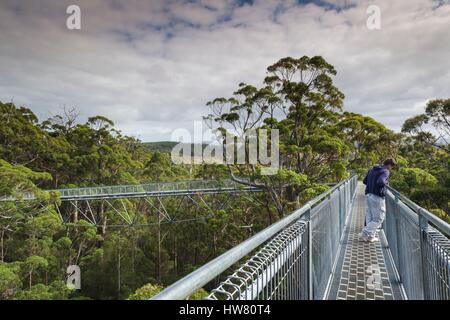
[396,103,449,220]
[0,72,447,300]
[24,211,63,238]
[142,141,208,156]
[127,283,164,300]
[0,264,22,299]
[126,283,208,300]
[188,288,209,300]
[204,56,398,215]
[0,159,52,200]
[298,184,330,204]
[402,98,449,153]
[337,112,402,173]
[144,152,189,181]
[430,209,450,224]
[15,281,70,300]
[391,167,438,194]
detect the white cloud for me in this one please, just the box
[0,0,449,141]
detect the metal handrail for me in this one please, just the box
[387,186,450,237]
[384,186,450,300]
[57,179,242,194]
[151,174,357,300]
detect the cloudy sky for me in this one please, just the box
[0,0,449,141]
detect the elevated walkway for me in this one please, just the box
[151,175,450,300]
[0,179,261,201]
[327,183,404,300]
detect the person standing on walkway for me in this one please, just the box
[359,159,397,242]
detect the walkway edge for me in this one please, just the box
[323,187,358,300]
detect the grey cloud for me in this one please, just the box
[0,0,448,140]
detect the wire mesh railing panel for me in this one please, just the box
[204,176,358,301]
[384,195,400,269]
[397,203,423,299]
[207,220,309,300]
[385,189,450,300]
[311,199,334,299]
[329,192,341,262]
[311,187,351,299]
[421,227,450,299]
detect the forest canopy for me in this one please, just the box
[0,56,448,300]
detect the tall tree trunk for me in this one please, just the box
[0,229,4,262]
[265,199,274,225]
[157,213,162,282]
[174,236,178,276]
[267,186,284,216]
[101,201,106,235]
[71,200,78,223]
[131,237,135,273]
[117,247,121,299]
[97,201,107,236]
[286,185,300,205]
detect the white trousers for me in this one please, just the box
[362,193,386,238]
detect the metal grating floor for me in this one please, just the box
[327,183,405,300]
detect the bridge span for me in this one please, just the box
[152,175,450,300]
[0,179,263,226]
[0,179,261,202]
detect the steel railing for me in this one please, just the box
[151,175,358,300]
[384,187,450,300]
[208,220,309,300]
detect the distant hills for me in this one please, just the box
[142,141,179,153]
[142,141,208,155]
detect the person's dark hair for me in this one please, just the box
[383,158,397,167]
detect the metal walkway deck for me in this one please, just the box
[327,183,404,300]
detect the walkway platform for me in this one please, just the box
[327,183,405,300]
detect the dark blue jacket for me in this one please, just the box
[363,165,390,197]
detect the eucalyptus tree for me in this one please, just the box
[204,56,349,215]
[402,98,449,154]
[336,112,402,175]
[398,98,449,219]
